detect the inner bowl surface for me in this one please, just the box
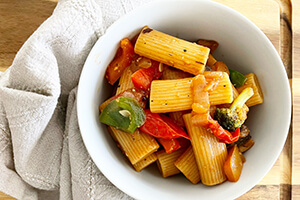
[77,1,291,199]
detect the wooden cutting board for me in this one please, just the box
[0,0,296,199]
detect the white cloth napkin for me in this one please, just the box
[0,0,150,199]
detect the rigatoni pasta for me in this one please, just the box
[156,148,186,178]
[150,72,233,113]
[237,73,264,107]
[99,26,262,187]
[174,146,200,184]
[108,127,159,165]
[116,65,135,95]
[183,113,227,185]
[133,153,158,172]
[135,26,210,75]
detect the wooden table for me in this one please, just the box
[0,0,297,199]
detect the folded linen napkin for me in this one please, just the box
[0,0,150,199]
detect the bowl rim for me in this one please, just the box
[77,0,292,199]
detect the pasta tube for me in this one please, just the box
[174,146,200,184]
[237,73,264,107]
[135,26,210,75]
[161,66,193,80]
[150,72,233,113]
[161,66,192,126]
[133,153,158,172]
[183,113,228,185]
[108,127,159,165]
[116,66,135,95]
[156,148,186,178]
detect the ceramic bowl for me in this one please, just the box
[77,0,291,199]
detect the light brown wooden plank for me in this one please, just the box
[293,1,300,200]
[292,185,300,199]
[238,185,280,200]
[0,0,58,69]
[275,1,293,200]
[0,192,15,200]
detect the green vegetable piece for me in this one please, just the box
[214,87,254,131]
[229,69,247,87]
[99,96,146,133]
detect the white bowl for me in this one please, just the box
[77,0,291,199]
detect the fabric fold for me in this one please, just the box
[0,0,150,199]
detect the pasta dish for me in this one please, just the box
[98,26,263,185]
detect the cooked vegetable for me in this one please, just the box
[139,109,190,140]
[227,124,248,144]
[135,57,152,68]
[215,87,254,132]
[227,124,255,152]
[206,54,217,67]
[105,38,135,85]
[206,116,240,144]
[168,110,190,127]
[239,124,250,138]
[229,68,247,87]
[224,145,243,182]
[196,39,219,53]
[191,74,210,114]
[239,152,246,163]
[212,61,230,75]
[131,60,162,90]
[99,88,148,112]
[157,138,181,154]
[99,97,146,133]
[238,138,255,153]
[191,73,239,144]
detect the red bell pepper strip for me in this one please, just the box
[192,112,239,144]
[157,136,191,154]
[151,60,163,80]
[131,60,162,91]
[105,38,135,85]
[177,137,191,149]
[206,115,240,144]
[159,114,190,139]
[157,138,181,154]
[139,109,190,140]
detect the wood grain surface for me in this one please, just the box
[292,0,300,199]
[0,0,296,199]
